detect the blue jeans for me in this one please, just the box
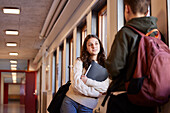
[60,96,93,113]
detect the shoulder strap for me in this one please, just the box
[127,25,145,36]
[101,78,122,107]
[127,25,161,39]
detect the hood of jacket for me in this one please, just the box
[125,16,158,34]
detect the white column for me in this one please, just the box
[107,0,118,55]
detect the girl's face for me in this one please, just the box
[86,37,100,56]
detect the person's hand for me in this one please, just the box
[81,75,87,84]
[99,93,102,97]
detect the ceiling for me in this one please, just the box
[0,0,89,83]
[2,72,25,84]
[0,0,54,70]
[0,0,107,82]
[0,0,105,71]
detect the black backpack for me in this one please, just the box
[47,81,71,113]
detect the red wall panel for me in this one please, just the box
[4,83,8,104]
[25,72,36,113]
[0,72,1,103]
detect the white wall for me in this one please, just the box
[8,85,20,95]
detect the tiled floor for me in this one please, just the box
[0,101,25,113]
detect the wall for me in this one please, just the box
[4,83,8,104]
[20,84,25,104]
[151,0,170,112]
[0,72,1,104]
[8,84,21,95]
[8,84,21,102]
[1,74,4,104]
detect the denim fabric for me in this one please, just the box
[60,96,93,113]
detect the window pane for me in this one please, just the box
[98,6,107,55]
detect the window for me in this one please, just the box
[58,45,63,88]
[52,51,56,96]
[69,37,74,79]
[98,6,107,55]
[76,30,81,58]
[65,37,72,82]
[147,5,151,16]
[167,0,170,47]
[45,55,50,90]
[81,25,87,45]
[118,0,124,30]
[76,19,87,58]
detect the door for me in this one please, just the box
[25,72,36,113]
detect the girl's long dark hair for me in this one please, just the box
[80,34,106,70]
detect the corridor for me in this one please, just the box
[0,101,25,113]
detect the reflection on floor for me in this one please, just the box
[0,101,25,113]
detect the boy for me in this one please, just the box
[105,0,162,113]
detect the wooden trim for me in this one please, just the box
[98,5,107,16]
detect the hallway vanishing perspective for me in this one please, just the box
[0,101,25,113]
[0,0,170,113]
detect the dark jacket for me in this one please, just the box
[105,16,163,91]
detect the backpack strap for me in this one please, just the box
[101,77,122,107]
[127,25,145,36]
[101,92,110,107]
[127,25,161,39]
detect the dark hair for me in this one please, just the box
[80,34,106,70]
[124,0,150,15]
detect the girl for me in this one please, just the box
[60,34,109,113]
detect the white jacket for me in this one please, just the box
[66,59,109,109]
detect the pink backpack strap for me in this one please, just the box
[127,25,145,36]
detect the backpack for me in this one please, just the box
[102,26,170,107]
[47,81,71,113]
[125,25,170,106]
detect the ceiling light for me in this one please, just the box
[10,60,17,63]
[13,80,17,83]
[12,72,17,83]
[3,7,20,14]
[12,72,17,75]
[11,64,17,68]
[6,42,17,47]
[12,75,17,81]
[5,30,19,35]
[9,52,18,56]
[11,67,17,70]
